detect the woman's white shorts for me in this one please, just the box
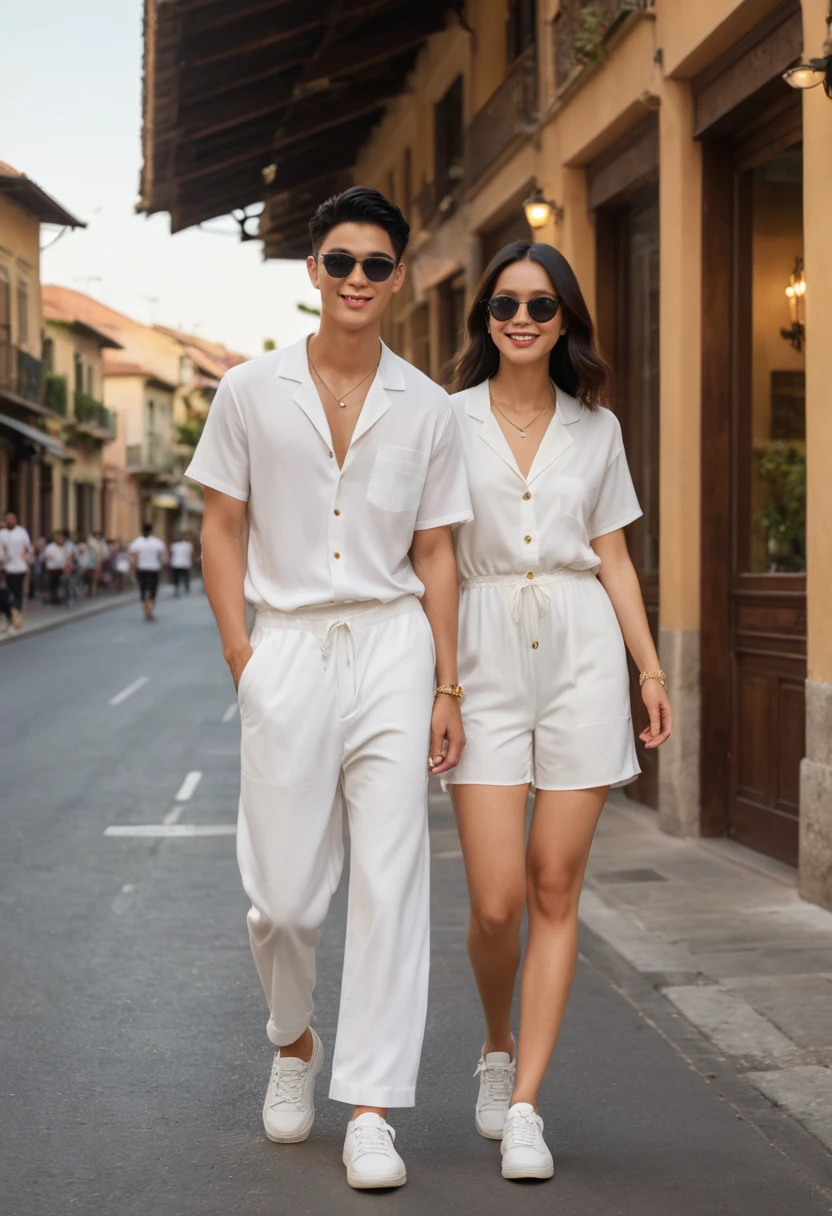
[446,569,640,791]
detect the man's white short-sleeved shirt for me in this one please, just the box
[186,337,473,612]
[451,381,641,580]
[0,525,32,574]
[128,536,167,571]
[170,540,193,569]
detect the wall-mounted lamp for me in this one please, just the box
[523,187,564,229]
[780,255,806,352]
[783,2,832,96]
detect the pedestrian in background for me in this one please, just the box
[446,241,673,1182]
[169,531,194,596]
[128,523,167,621]
[112,540,131,593]
[44,530,69,605]
[29,535,46,601]
[0,511,33,634]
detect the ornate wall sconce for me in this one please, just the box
[780,255,806,352]
[523,187,564,229]
[783,1,832,97]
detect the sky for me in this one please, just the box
[0,0,319,357]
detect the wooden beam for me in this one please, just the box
[178,77,294,141]
[189,12,326,68]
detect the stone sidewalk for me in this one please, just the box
[579,793,832,1152]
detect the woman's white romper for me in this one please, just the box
[446,379,642,791]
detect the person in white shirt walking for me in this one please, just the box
[169,533,194,596]
[0,511,33,633]
[128,524,167,620]
[187,187,472,1190]
[447,241,673,1182]
[44,530,69,604]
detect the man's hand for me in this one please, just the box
[227,643,253,692]
[427,694,465,775]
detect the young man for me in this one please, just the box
[128,523,167,620]
[0,511,33,633]
[187,187,471,1189]
[169,532,194,596]
[44,530,69,604]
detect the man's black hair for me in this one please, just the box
[308,186,410,263]
[142,522,152,535]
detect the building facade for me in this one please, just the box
[0,161,84,535]
[42,288,120,537]
[138,0,832,906]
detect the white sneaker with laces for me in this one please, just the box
[501,1102,555,1180]
[343,1112,407,1189]
[474,1051,516,1139]
[262,1028,324,1143]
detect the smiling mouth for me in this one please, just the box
[506,333,539,344]
[341,294,372,308]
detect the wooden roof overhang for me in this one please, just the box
[140,0,459,257]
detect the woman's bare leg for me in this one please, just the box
[451,784,529,1056]
[512,786,608,1109]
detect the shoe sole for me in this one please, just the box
[501,1163,555,1180]
[475,1115,505,1141]
[262,1035,324,1144]
[342,1155,407,1189]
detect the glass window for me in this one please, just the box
[745,143,805,574]
[17,277,29,347]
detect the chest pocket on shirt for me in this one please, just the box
[367,445,426,513]
[556,475,589,534]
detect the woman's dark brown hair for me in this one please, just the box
[452,241,608,407]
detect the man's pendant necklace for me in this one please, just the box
[489,387,555,438]
[308,341,380,408]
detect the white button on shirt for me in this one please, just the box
[186,337,473,612]
[451,380,641,579]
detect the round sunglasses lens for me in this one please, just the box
[363,259,396,282]
[528,297,559,323]
[322,254,354,278]
[488,297,519,321]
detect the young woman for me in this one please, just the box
[446,241,672,1181]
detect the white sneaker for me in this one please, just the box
[474,1051,516,1139]
[262,1028,324,1143]
[501,1102,554,1180]
[343,1112,407,1189]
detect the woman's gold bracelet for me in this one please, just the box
[435,684,465,702]
[639,670,667,689]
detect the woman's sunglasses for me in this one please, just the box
[484,295,561,323]
[319,252,397,282]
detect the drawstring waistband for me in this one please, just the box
[461,569,596,625]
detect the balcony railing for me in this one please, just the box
[126,433,173,474]
[465,46,537,189]
[555,0,650,89]
[45,373,68,416]
[73,391,117,440]
[0,341,45,406]
[413,162,465,230]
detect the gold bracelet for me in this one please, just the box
[435,684,465,702]
[639,670,667,689]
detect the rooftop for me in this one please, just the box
[138,0,458,256]
[0,161,85,228]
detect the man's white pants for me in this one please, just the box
[236,595,434,1108]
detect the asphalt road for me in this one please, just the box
[1,592,831,1215]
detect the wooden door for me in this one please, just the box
[701,102,805,866]
[728,137,805,864]
[596,189,660,807]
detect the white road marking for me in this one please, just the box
[111,883,135,915]
[174,770,202,802]
[109,676,149,706]
[163,804,183,826]
[222,702,238,722]
[104,824,235,838]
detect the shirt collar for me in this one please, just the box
[277,334,405,391]
[463,378,584,424]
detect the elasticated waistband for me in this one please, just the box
[461,569,597,590]
[254,594,423,635]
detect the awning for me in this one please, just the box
[151,492,181,510]
[0,411,65,457]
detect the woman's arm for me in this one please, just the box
[410,524,465,775]
[591,528,672,750]
[201,486,251,689]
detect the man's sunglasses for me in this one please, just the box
[319,252,397,282]
[484,295,561,323]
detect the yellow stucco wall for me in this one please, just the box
[802,0,832,681]
[0,194,42,354]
